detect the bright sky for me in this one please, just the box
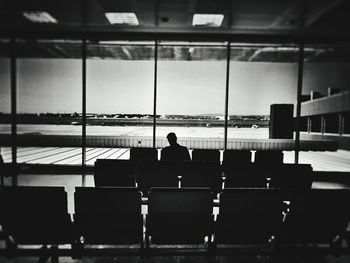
[0,58,349,115]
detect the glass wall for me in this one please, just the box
[16,39,82,165]
[0,39,11,163]
[1,38,349,174]
[86,41,155,163]
[157,42,227,150]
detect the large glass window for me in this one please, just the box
[5,37,349,175]
[86,41,155,164]
[16,39,82,165]
[156,42,227,151]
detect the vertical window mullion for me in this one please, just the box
[153,40,158,148]
[10,37,17,186]
[82,38,87,186]
[294,43,304,164]
[224,42,231,151]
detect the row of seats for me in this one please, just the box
[130,148,284,165]
[1,187,349,251]
[94,159,313,194]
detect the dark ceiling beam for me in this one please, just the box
[269,2,298,29]
[188,0,196,27]
[227,0,238,29]
[2,26,350,44]
[52,44,74,58]
[305,0,344,28]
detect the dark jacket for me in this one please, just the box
[161,143,191,161]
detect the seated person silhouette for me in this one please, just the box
[161,132,191,161]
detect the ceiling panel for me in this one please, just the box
[0,0,348,39]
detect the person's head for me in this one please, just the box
[166,132,177,146]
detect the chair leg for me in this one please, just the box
[207,242,216,259]
[37,245,49,263]
[330,235,342,256]
[207,234,216,258]
[5,235,18,259]
[50,245,59,263]
[71,239,84,259]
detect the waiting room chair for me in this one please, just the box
[269,164,313,191]
[1,186,72,246]
[281,189,350,247]
[180,161,222,193]
[222,150,252,170]
[74,187,143,247]
[94,159,136,187]
[215,188,283,246]
[254,151,284,165]
[136,161,179,196]
[130,147,158,161]
[146,187,214,247]
[192,149,220,164]
[224,164,267,188]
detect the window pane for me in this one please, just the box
[228,44,298,139]
[157,42,226,151]
[16,39,82,165]
[86,41,155,164]
[300,44,350,171]
[228,43,298,163]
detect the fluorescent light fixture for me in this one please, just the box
[192,14,224,27]
[105,12,139,25]
[23,11,58,23]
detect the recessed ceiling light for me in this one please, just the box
[105,12,139,25]
[192,14,224,27]
[23,11,58,24]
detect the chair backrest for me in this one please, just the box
[2,186,71,245]
[94,159,136,187]
[149,187,213,214]
[147,187,213,245]
[74,187,142,245]
[254,150,283,165]
[269,164,313,190]
[180,161,222,193]
[283,189,350,244]
[192,149,220,164]
[130,147,158,161]
[216,188,283,244]
[136,161,179,195]
[224,164,267,188]
[222,150,251,169]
